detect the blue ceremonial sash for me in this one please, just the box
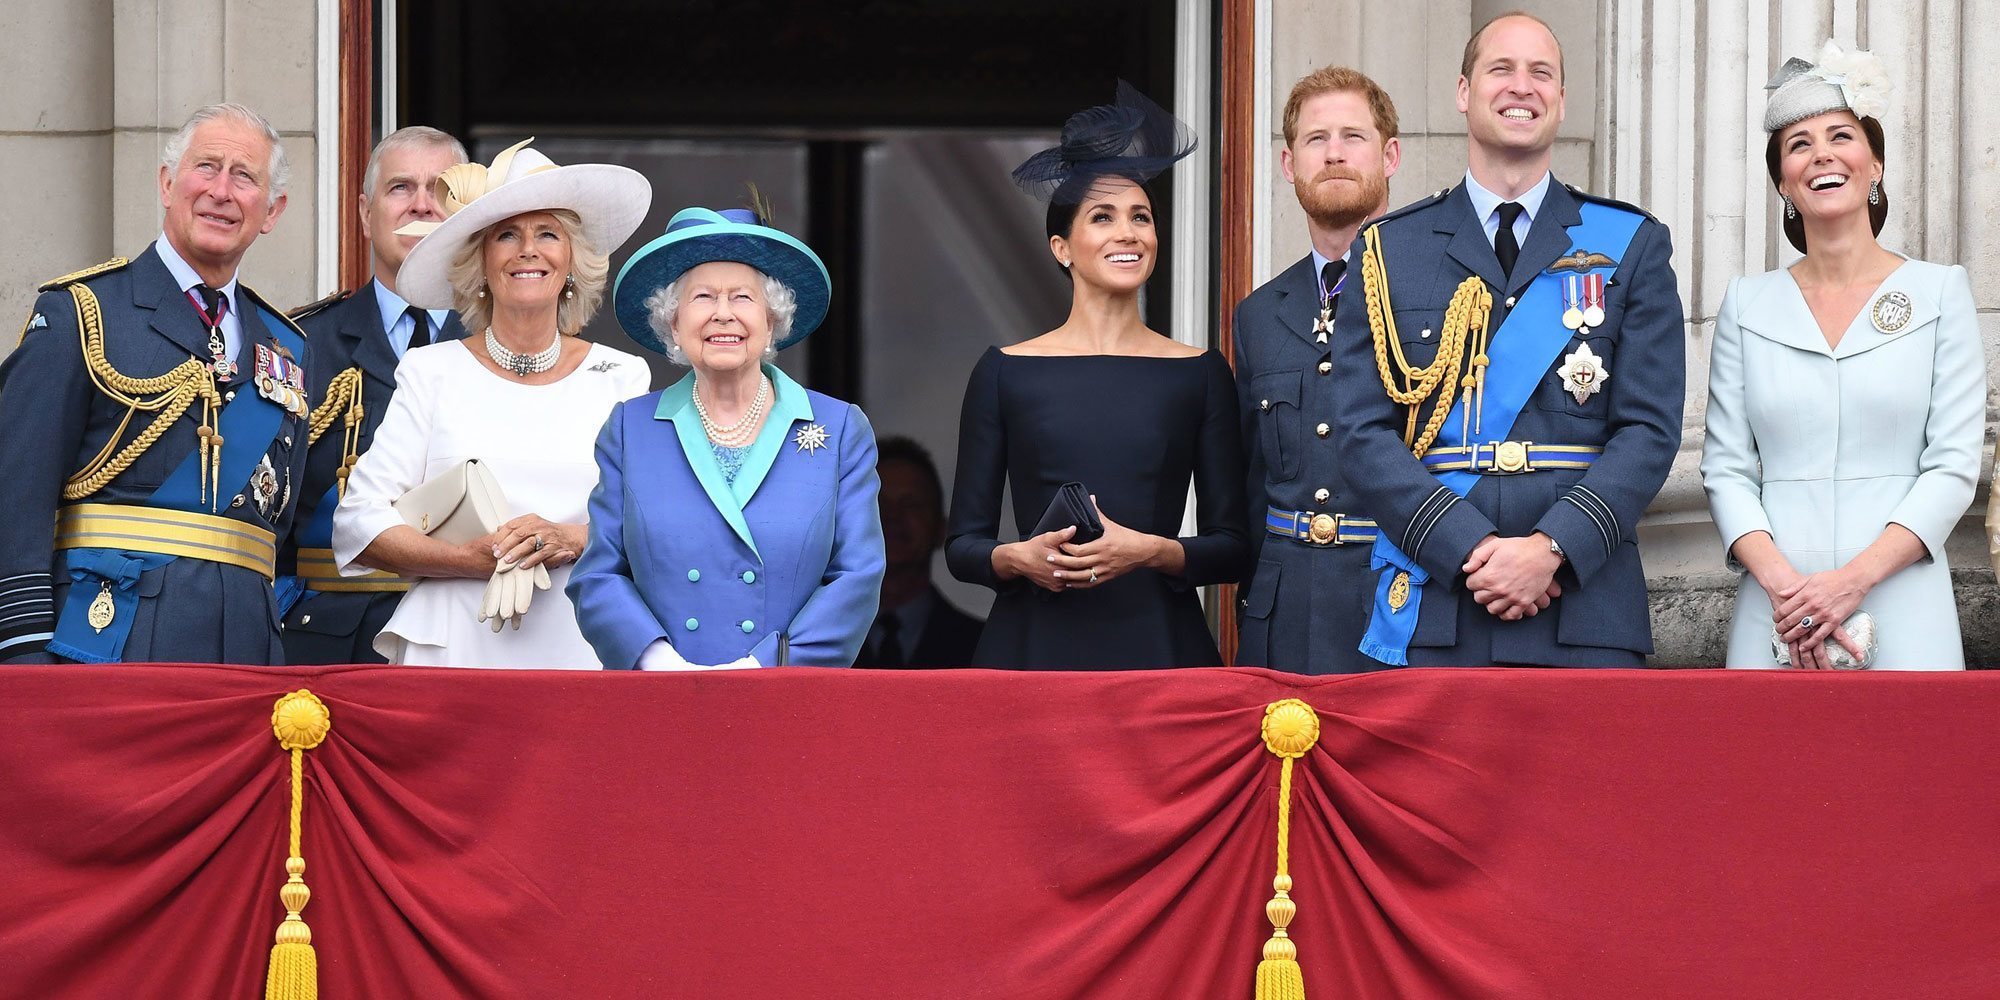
[273,483,340,616]
[51,299,303,659]
[1359,202,1645,665]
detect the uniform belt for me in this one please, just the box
[55,502,277,580]
[1420,441,1604,475]
[1265,506,1379,546]
[295,547,412,593]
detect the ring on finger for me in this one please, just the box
[1088,567,1098,584]
[1798,615,1813,630]
[531,534,544,552]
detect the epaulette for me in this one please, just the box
[286,287,354,322]
[1361,186,1455,237]
[1565,184,1659,224]
[242,284,313,340]
[37,257,130,292]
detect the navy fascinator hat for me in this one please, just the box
[1011,81,1197,204]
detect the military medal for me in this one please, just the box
[254,343,310,418]
[1580,272,1607,329]
[87,581,116,633]
[1312,268,1347,344]
[1558,343,1611,404]
[1870,290,1913,334]
[1387,570,1412,612]
[1561,275,1585,330]
[794,422,830,455]
[249,454,281,519]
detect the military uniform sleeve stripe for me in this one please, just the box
[1404,485,1459,557]
[0,573,55,653]
[1562,488,1617,556]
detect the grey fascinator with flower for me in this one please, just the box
[1763,40,1892,133]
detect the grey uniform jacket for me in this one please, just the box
[1325,180,1685,666]
[1233,254,1384,673]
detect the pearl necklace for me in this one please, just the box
[485,326,562,377]
[692,374,771,448]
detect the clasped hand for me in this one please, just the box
[1771,567,1869,669]
[1047,500,1156,591]
[1463,534,1562,621]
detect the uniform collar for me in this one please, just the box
[153,234,240,311]
[1462,170,1553,233]
[371,279,452,342]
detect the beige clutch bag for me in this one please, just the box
[391,458,511,545]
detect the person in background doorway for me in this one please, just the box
[863,436,982,667]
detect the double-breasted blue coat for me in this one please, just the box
[568,365,884,669]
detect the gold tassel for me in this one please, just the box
[1255,699,1321,1000]
[266,690,331,1000]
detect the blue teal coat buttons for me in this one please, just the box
[740,620,755,633]
[685,617,699,631]
[687,569,701,582]
[741,570,756,584]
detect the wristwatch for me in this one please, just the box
[1547,535,1567,563]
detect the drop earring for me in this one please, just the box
[477,285,488,299]
[1868,180,1881,206]
[1783,197,1796,220]
[564,275,575,300]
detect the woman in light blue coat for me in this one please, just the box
[568,208,884,669]
[1701,43,1984,670]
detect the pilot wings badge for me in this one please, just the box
[1547,250,1617,274]
[1557,343,1610,404]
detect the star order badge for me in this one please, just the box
[794,422,829,455]
[1558,343,1610,404]
[249,454,281,519]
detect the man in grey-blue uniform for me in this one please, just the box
[278,126,468,664]
[0,104,310,664]
[1234,66,1402,673]
[1326,12,1684,668]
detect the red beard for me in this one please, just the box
[1295,166,1387,230]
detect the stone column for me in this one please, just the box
[0,0,114,331]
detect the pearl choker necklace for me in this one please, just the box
[692,374,771,448]
[485,327,562,377]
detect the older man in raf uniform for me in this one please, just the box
[277,126,468,664]
[1234,66,1401,674]
[1327,12,1684,668]
[0,103,309,664]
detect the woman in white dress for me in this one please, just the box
[1701,43,1984,670]
[333,140,652,666]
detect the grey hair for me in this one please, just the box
[643,270,797,366]
[160,103,290,208]
[362,126,468,197]
[446,209,609,336]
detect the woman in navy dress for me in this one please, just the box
[945,84,1248,669]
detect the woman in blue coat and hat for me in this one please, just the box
[568,207,884,669]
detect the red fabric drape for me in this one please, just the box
[1,665,1995,999]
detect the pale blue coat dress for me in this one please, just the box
[568,365,884,669]
[1701,259,1984,669]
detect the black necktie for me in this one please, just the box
[1319,259,1346,308]
[405,306,433,349]
[1494,201,1525,282]
[873,612,906,669]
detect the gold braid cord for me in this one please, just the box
[61,283,225,506]
[1361,225,1494,457]
[266,690,331,1000]
[306,368,365,498]
[1253,699,1322,1000]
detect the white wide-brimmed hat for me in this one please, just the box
[395,138,652,309]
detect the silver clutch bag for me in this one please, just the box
[391,458,511,545]
[1771,610,1877,669]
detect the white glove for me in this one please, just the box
[478,564,553,632]
[634,639,760,671]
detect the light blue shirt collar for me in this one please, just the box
[371,279,451,359]
[1462,170,1552,250]
[153,234,243,361]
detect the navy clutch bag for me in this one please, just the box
[1031,482,1104,544]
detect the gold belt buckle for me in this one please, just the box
[1490,440,1531,474]
[1306,512,1339,545]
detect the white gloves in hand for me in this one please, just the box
[478,563,553,632]
[635,638,760,671]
